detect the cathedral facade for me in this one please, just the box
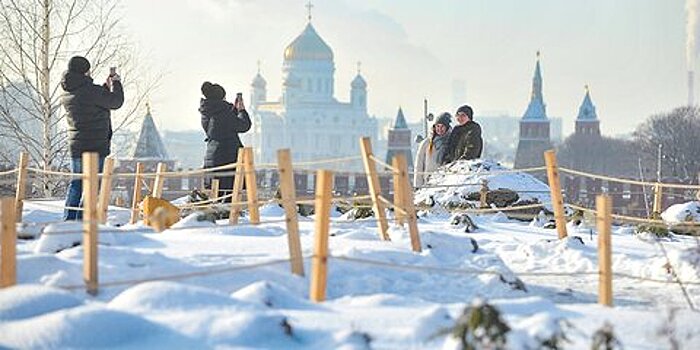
[243,19,378,170]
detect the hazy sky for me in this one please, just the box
[120,0,686,136]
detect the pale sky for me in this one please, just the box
[120,0,686,136]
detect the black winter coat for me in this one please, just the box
[200,98,252,168]
[442,121,483,164]
[61,72,124,158]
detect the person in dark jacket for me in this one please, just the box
[61,56,124,220]
[442,104,483,165]
[200,82,251,199]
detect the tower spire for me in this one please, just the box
[357,61,362,75]
[257,59,261,74]
[306,1,314,22]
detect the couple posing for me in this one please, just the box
[414,105,483,187]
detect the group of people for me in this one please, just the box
[413,104,483,187]
[59,54,481,221]
[60,55,250,220]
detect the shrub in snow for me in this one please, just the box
[442,299,510,350]
[661,201,700,236]
[635,213,671,238]
[450,214,478,233]
[591,322,622,350]
[536,319,571,350]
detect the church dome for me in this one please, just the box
[284,23,334,61]
[252,73,267,88]
[351,74,366,89]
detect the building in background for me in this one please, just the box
[243,12,378,170]
[514,53,553,169]
[385,107,413,169]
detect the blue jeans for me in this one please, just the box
[64,156,105,221]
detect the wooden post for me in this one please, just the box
[392,156,406,226]
[395,154,422,253]
[229,148,246,224]
[210,179,220,201]
[82,152,99,295]
[310,170,333,302]
[277,149,304,276]
[243,147,260,224]
[1,198,17,287]
[129,163,144,225]
[544,150,568,239]
[479,179,489,208]
[359,137,390,241]
[596,195,613,307]
[652,183,663,215]
[97,157,114,224]
[153,162,167,198]
[14,152,29,222]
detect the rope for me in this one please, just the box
[57,257,300,291]
[448,202,548,214]
[412,166,547,177]
[653,241,698,310]
[285,155,362,167]
[560,167,700,190]
[368,155,399,173]
[0,168,19,176]
[566,203,700,228]
[331,255,599,277]
[26,167,82,178]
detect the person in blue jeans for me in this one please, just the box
[60,56,124,220]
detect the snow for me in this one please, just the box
[661,201,700,224]
[2,191,700,349]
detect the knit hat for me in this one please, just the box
[435,112,451,127]
[456,105,474,119]
[68,56,91,74]
[201,82,226,100]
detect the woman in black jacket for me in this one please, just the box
[200,82,251,199]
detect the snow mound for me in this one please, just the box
[34,222,119,254]
[231,281,320,310]
[402,306,454,342]
[495,236,594,274]
[259,204,286,217]
[415,159,551,211]
[661,201,700,224]
[170,213,217,229]
[0,285,83,321]
[16,255,83,287]
[0,305,200,349]
[110,281,256,312]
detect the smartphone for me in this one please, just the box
[236,92,243,102]
[109,67,116,76]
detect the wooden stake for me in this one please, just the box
[479,179,489,209]
[1,198,17,287]
[310,170,333,302]
[229,148,246,225]
[82,152,99,295]
[277,149,304,276]
[359,137,390,241]
[243,147,260,224]
[153,162,167,198]
[596,195,613,307]
[392,156,406,226]
[652,183,663,215]
[97,157,114,224]
[14,152,29,222]
[544,150,568,239]
[129,163,144,225]
[395,154,422,253]
[210,179,220,201]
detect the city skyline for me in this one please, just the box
[121,0,687,136]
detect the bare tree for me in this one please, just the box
[557,133,639,178]
[633,106,700,181]
[0,0,157,196]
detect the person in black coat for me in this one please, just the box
[442,104,483,165]
[200,82,251,199]
[60,56,124,220]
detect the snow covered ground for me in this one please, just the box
[2,195,700,348]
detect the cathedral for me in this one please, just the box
[243,12,378,170]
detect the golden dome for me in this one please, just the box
[283,23,334,61]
